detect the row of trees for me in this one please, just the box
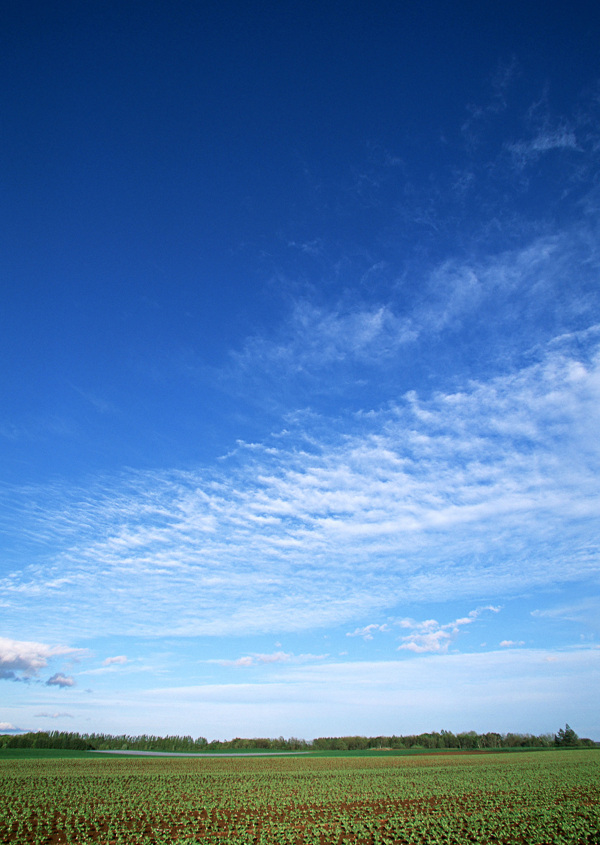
[0,726,595,752]
[312,726,595,750]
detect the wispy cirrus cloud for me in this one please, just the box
[35,712,73,719]
[229,301,417,381]
[347,624,389,641]
[214,651,328,668]
[531,597,600,629]
[508,128,579,167]
[1,325,598,643]
[217,225,600,418]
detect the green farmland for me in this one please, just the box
[1,750,599,844]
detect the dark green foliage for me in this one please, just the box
[310,730,560,751]
[1,726,595,754]
[1,731,92,750]
[554,723,581,747]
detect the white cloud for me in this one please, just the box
[1,329,599,641]
[254,651,293,664]
[398,626,453,654]
[508,128,579,167]
[0,637,84,682]
[103,655,128,666]
[347,624,389,641]
[205,224,600,438]
[0,722,19,732]
[500,640,526,648]
[397,607,499,654]
[215,651,327,668]
[46,673,75,688]
[35,712,73,718]
[531,597,600,629]
[229,656,254,667]
[228,301,417,388]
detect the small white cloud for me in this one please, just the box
[499,640,525,648]
[210,655,255,667]
[0,722,19,732]
[102,655,128,666]
[346,623,389,641]
[215,651,327,668]
[35,712,73,719]
[46,673,75,688]
[254,651,292,664]
[397,607,500,654]
[398,626,453,654]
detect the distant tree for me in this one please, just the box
[480,732,502,749]
[457,731,480,750]
[440,730,459,748]
[554,724,580,747]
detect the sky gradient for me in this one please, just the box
[1,0,599,741]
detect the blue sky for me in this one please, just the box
[1,0,599,741]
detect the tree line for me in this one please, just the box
[0,725,595,752]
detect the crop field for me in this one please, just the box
[1,750,599,845]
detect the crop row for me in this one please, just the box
[1,750,599,844]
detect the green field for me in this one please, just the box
[1,750,599,844]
